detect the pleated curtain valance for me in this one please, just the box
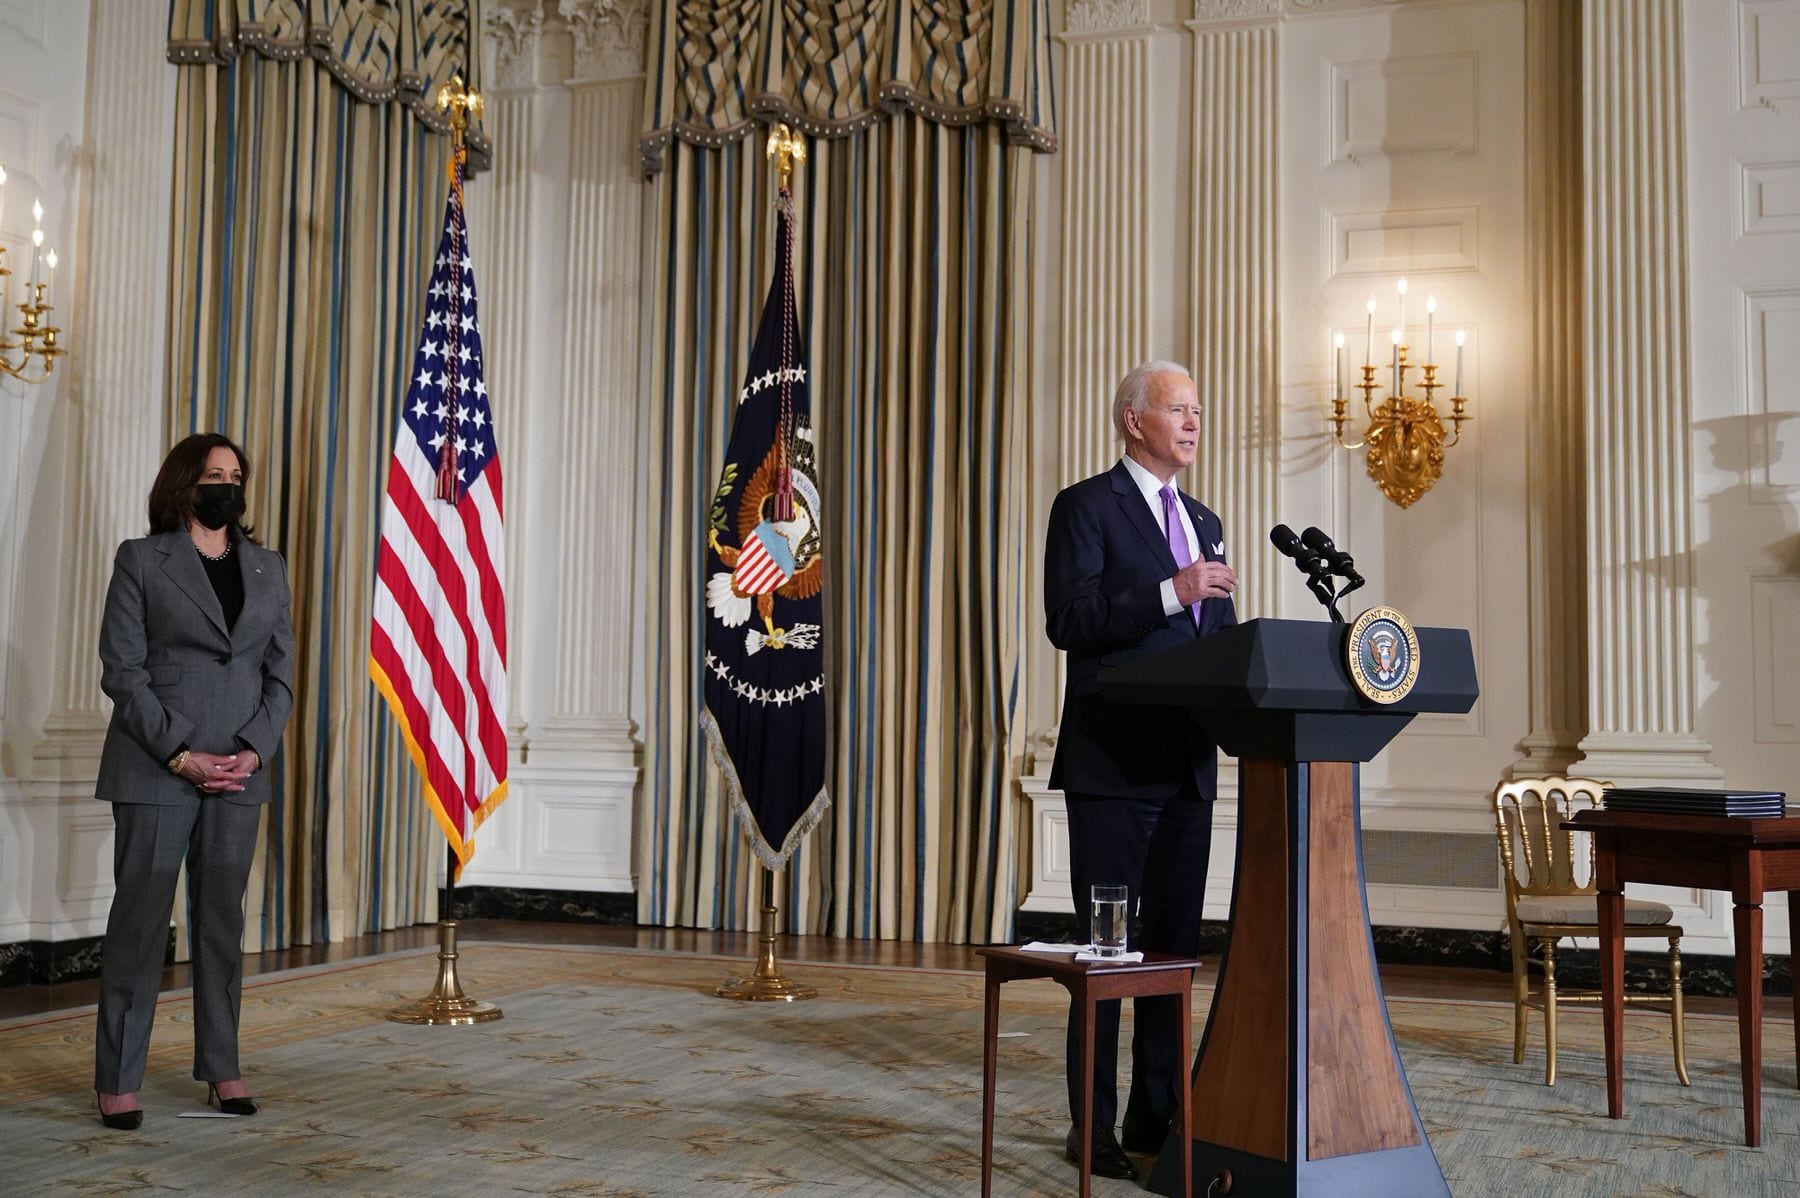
[167,0,492,170]
[639,0,1057,175]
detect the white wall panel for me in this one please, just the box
[0,0,44,46]
[1686,0,1800,954]
[1331,52,1479,163]
[1282,0,1529,820]
[1744,287,1800,493]
[1739,0,1800,108]
[1332,205,1481,277]
[1750,574,1800,744]
[1739,159,1800,235]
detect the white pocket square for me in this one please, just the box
[1212,541,1225,557]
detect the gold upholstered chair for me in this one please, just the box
[1491,776,1689,1086]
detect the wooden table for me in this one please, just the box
[1571,808,1800,1147]
[974,945,1197,1198]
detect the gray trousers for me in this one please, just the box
[93,798,262,1093]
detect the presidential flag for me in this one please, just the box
[701,193,828,870]
[370,147,508,878]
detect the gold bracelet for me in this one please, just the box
[168,749,191,775]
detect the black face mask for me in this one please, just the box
[193,483,246,531]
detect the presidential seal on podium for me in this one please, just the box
[1346,605,1421,703]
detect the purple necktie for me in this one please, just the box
[1160,485,1201,626]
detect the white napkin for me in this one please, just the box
[1018,940,1090,953]
[1076,950,1145,963]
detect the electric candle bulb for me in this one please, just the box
[1333,332,1345,398]
[1454,328,1467,397]
[1425,295,1437,362]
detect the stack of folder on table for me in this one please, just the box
[1602,787,1788,818]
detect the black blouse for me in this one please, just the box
[199,544,244,631]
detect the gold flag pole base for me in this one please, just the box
[717,867,816,1002]
[386,920,504,1025]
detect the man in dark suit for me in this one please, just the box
[1043,360,1237,1180]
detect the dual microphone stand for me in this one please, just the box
[1268,524,1363,622]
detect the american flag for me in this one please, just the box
[369,152,508,878]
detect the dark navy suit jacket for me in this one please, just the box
[1045,461,1236,801]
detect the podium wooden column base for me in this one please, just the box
[1146,759,1450,1198]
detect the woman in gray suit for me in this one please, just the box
[92,433,294,1129]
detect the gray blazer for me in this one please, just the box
[96,530,295,806]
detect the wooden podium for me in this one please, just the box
[1102,618,1478,1198]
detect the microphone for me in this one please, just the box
[1268,524,1323,573]
[1300,527,1365,590]
[1271,523,1345,621]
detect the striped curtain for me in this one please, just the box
[639,1,1052,943]
[164,0,484,949]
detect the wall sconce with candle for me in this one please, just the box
[0,170,66,384]
[1327,278,1471,508]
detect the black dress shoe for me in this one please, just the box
[1063,1125,1138,1180]
[1120,1110,1171,1154]
[207,1082,257,1116]
[95,1093,142,1130]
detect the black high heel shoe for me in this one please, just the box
[207,1082,257,1116]
[96,1092,143,1131]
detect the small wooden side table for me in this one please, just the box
[975,945,1198,1198]
[1570,808,1800,1147]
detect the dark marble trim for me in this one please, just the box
[1011,910,1794,999]
[440,886,637,926]
[0,933,173,989]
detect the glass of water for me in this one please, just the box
[1090,884,1129,958]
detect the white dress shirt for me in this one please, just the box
[1119,455,1200,617]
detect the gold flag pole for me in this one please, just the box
[388,74,501,1027]
[717,865,817,1002]
[718,122,816,1004]
[388,847,504,1024]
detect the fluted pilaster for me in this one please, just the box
[531,66,643,760]
[1056,5,1152,488]
[34,0,170,774]
[480,1,545,750]
[1576,0,1718,784]
[1510,0,1586,778]
[1029,2,1154,764]
[1188,4,1279,619]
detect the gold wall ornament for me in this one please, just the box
[1327,283,1472,508]
[0,187,66,384]
[1361,370,1449,510]
[766,122,807,190]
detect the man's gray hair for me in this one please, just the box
[1112,360,1194,439]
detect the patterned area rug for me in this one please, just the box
[1,943,1796,1196]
